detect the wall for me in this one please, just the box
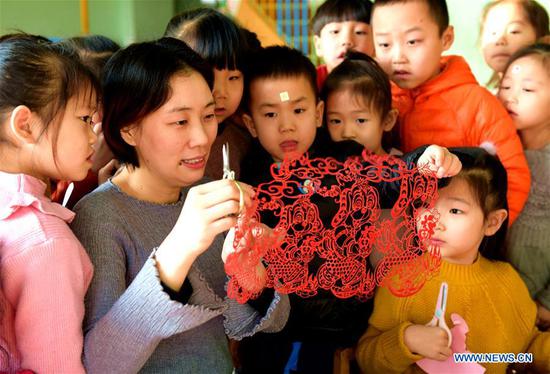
[1,0,549,83]
[0,0,173,46]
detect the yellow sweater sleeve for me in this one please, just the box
[356,321,421,373]
[526,328,550,373]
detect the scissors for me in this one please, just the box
[222,143,235,180]
[222,143,244,214]
[426,282,452,347]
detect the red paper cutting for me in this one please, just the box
[225,151,441,303]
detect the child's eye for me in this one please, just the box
[407,39,420,46]
[355,30,368,36]
[356,118,368,125]
[499,85,510,90]
[204,113,216,121]
[378,42,390,49]
[78,115,94,127]
[509,30,521,35]
[264,112,277,118]
[522,88,535,93]
[229,75,241,81]
[294,108,306,114]
[449,208,463,214]
[328,118,341,125]
[329,29,340,35]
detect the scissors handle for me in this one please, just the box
[222,143,235,180]
[425,282,453,347]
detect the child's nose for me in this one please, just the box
[391,44,406,63]
[213,80,228,99]
[495,33,507,46]
[340,29,353,47]
[341,123,355,139]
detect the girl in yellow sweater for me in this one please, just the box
[356,147,550,374]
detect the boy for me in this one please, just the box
[238,46,462,374]
[239,45,373,374]
[311,0,374,88]
[371,0,531,224]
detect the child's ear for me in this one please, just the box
[8,105,38,145]
[484,208,508,236]
[242,114,258,138]
[315,100,325,128]
[382,108,398,132]
[120,124,139,146]
[313,35,324,58]
[441,25,455,51]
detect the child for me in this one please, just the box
[480,0,549,89]
[165,8,254,180]
[52,35,121,208]
[0,36,98,373]
[311,0,374,89]
[70,37,288,374]
[356,147,550,374]
[321,51,399,156]
[371,0,531,225]
[498,43,550,331]
[238,45,460,373]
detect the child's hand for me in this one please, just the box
[404,324,452,361]
[536,301,550,331]
[97,159,120,184]
[417,145,462,178]
[156,179,255,290]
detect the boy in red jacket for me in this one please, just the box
[371,0,530,224]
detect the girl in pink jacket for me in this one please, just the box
[0,35,97,373]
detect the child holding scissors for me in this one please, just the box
[355,148,550,374]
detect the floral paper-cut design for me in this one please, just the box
[225,151,441,303]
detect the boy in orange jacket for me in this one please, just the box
[371,0,530,224]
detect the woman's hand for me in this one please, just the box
[156,179,254,291]
[417,145,462,178]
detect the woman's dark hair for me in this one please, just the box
[503,42,550,78]
[164,7,249,71]
[56,35,120,80]
[311,0,373,36]
[101,37,213,168]
[481,0,549,87]
[0,36,99,158]
[450,147,509,261]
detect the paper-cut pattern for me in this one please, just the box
[225,152,442,303]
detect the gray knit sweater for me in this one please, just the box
[507,144,550,309]
[71,180,289,374]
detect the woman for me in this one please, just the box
[71,37,289,374]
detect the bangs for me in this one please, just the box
[312,0,371,35]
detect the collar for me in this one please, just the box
[393,55,478,99]
[0,171,75,222]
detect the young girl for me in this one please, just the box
[480,0,549,89]
[0,36,98,373]
[498,43,550,331]
[165,8,254,180]
[321,51,399,157]
[70,37,289,374]
[52,35,121,209]
[356,148,550,373]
